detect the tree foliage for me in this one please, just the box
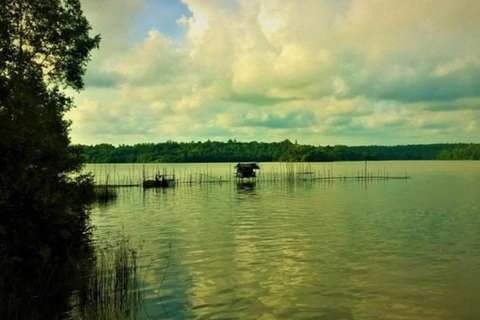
[0,0,100,265]
[436,144,480,160]
[0,0,100,89]
[80,141,480,163]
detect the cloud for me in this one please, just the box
[117,29,188,86]
[70,0,480,145]
[84,70,124,88]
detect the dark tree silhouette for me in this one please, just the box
[1,1,101,318]
[0,2,100,316]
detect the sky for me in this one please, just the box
[69,0,480,146]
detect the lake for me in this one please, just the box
[84,161,480,320]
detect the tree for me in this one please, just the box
[0,0,100,264]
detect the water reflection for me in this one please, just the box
[236,181,256,194]
[86,161,480,320]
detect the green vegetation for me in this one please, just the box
[436,144,480,160]
[73,235,145,320]
[94,185,118,203]
[0,253,97,320]
[1,234,144,320]
[81,141,480,163]
[1,0,100,262]
[0,0,99,319]
[94,175,117,203]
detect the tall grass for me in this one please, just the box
[73,236,146,320]
[1,233,149,320]
[94,175,117,203]
[93,186,118,203]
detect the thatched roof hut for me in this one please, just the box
[235,163,260,178]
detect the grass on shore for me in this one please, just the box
[73,235,146,320]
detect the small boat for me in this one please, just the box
[143,175,175,188]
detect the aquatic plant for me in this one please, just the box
[73,235,146,320]
[94,186,118,203]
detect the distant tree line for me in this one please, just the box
[80,140,480,163]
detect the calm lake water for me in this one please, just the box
[84,161,480,320]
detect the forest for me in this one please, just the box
[81,140,480,163]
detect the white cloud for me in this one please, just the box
[70,0,480,145]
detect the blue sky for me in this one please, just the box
[70,0,480,145]
[133,0,192,39]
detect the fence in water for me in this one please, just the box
[90,162,410,188]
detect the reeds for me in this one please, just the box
[94,175,117,203]
[89,162,410,188]
[94,186,117,203]
[74,235,145,320]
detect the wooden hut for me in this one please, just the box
[235,163,260,179]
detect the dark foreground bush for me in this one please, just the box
[1,0,100,318]
[0,248,92,320]
[0,233,145,320]
[0,173,96,320]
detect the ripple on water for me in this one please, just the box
[88,162,480,320]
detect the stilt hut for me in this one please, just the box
[235,163,260,179]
